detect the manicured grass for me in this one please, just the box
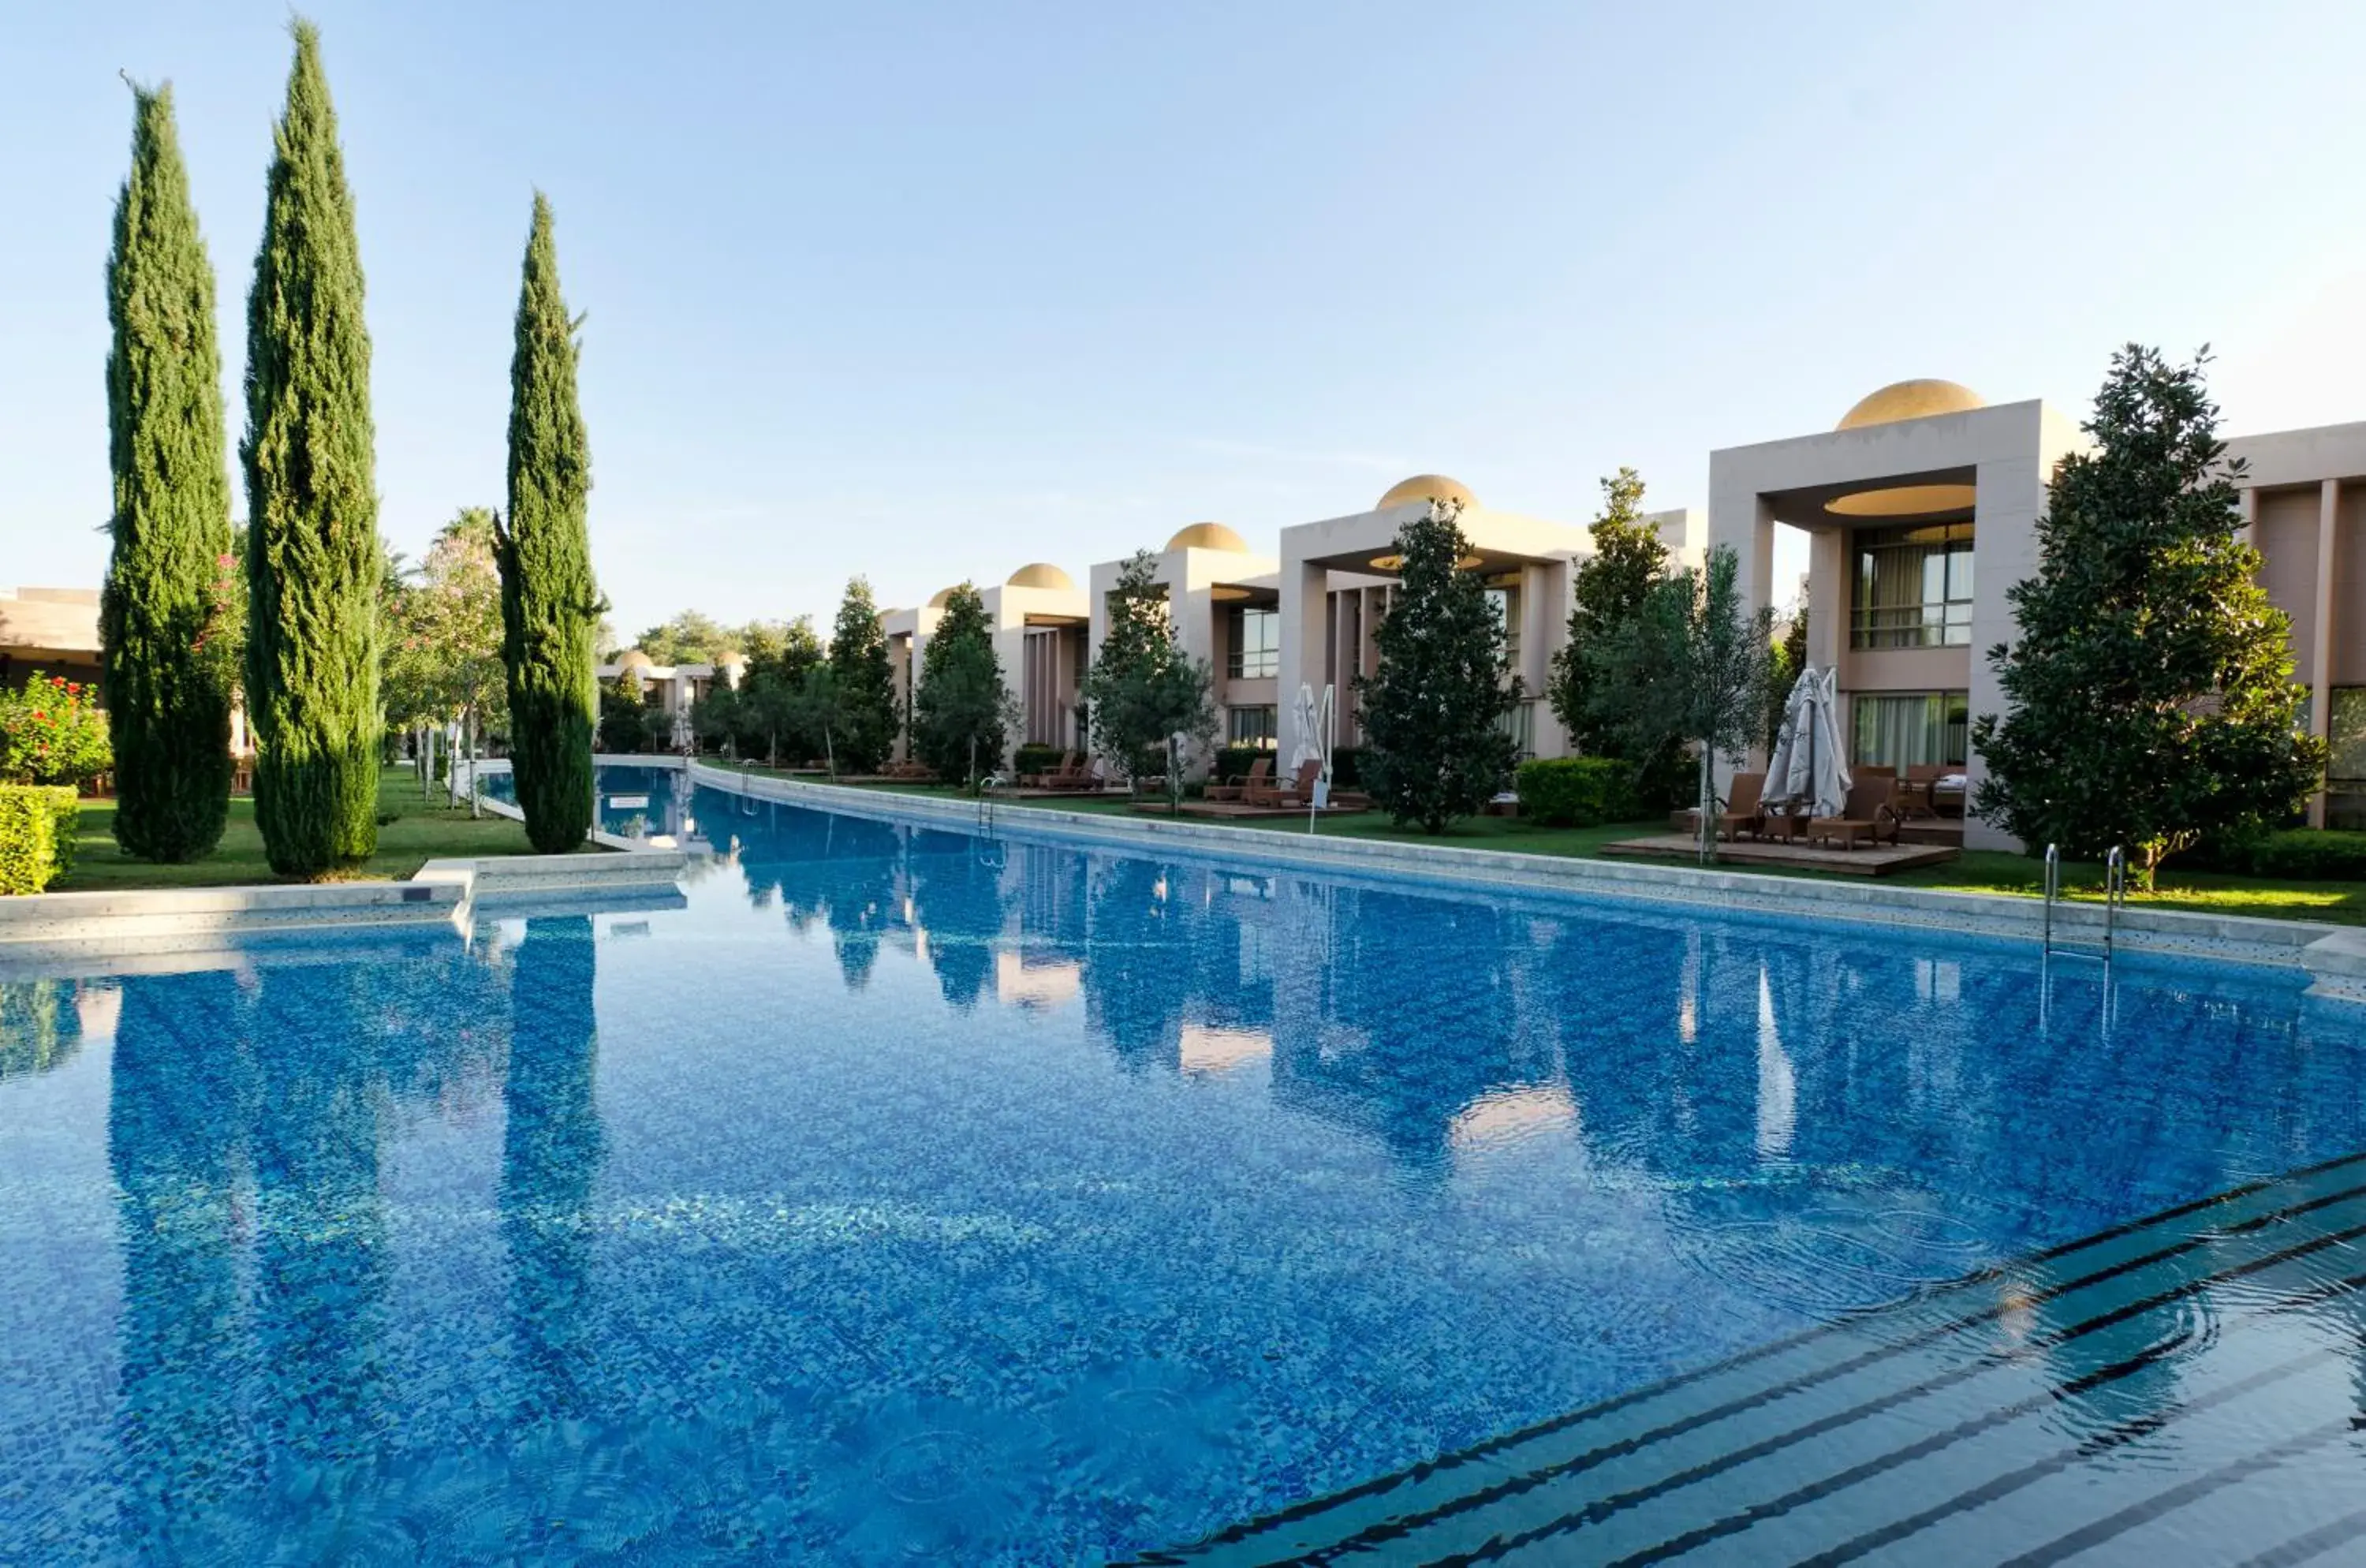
[54,764,569,891]
[732,767,2366,926]
[1885,849,2366,926]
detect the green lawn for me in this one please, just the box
[723,767,2366,926]
[54,764,571,891]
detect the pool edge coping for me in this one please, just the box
[676,758,2366,1005]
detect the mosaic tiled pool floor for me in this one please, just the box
[1137,1151,2366,1564]
[6,767,2366,1563]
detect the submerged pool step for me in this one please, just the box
[1138,1152,2366,1566]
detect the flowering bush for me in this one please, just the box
[0,674,113,788]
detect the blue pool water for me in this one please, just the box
[6,765,2366,1564]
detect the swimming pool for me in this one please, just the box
[6,765,2366,1563]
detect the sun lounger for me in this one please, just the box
[1808,775,1902,849]
[1204,756,1271,803]
[1247,759,1320,808]
[1714,772,1767,842]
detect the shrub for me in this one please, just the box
[1515,757,1638,828]
[1330,746,1364,790]
[1013,743,1065,778]
[0,674,113,789]
[0,786,78,894]
[2190,827,2366,882]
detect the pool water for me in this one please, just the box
[6,767,2366,1564]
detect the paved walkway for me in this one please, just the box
[1136,1152,2366,1566]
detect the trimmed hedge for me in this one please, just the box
[1515,757,1639,828]
[2189,827,2366,882]
[0,785,79,894]
[1013,743,1066,778]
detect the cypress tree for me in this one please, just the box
[827,577,897,771]
[1357,502,1521,833]
[493,193,599,851]
[241,20,380,875]
[102,83,237,861]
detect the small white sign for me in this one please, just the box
[1312,778,1331,810]
[608,793,650,809]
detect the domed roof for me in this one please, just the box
[616,649,654,670]
[1837,379,1984,431]
[1166,521,1250,554]
[1377,473,1476,511]
[1006,562,1074,591]
[927,585,956,609]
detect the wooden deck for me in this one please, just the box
[1602,832,1959,875]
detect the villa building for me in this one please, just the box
[596,649,745,739]
[1715,380,2366,846]
[1276,475,1701,761]
[883,566,1092,764]
[1086,522,1282,753]
[0,586,103,693]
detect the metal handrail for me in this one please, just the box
[2104,845,2127,961]
[2043,843,2061,951]
[2043,842,2124,962]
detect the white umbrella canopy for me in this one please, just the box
[1288,682,1334,781]
[1763,666,1850,819]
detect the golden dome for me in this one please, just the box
[927,586,956,609]
[1837,379,1984,431]
[1377,473,1476,511]
[1166,521,1250,554]
[1005,562,1074,591]
[616,649,654,670]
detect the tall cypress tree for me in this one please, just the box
[827,577,896,771]
[494,193,598,851]
[1357,502,1520,833]
[241,20,380,876]
[102,83,237,861]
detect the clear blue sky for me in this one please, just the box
[6,1,2364,638]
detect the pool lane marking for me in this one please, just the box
[1128,1148,2366,1564]
[1249,1186,2366,1566]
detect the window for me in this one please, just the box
[1228,606,1279,678]
[1850,691,1969,768]
[1496,698,1536,759]
[1851,522,1973,648]
[1228,704,1278,749]
[1485,583,1523,665]
[2330,689,2366,831]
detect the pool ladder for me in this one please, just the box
[2042,842,2127,960]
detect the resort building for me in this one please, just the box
[2226,420,2366,830]
[1277,475,1701,762]
[596,648,745,740]
[0,585,103,693]
[1085,522,1282,753]
[887,566,1092,764]
[878,599,942,762]
[1716,381,2366,846]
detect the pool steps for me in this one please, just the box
[1133,1150,2366,1564]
